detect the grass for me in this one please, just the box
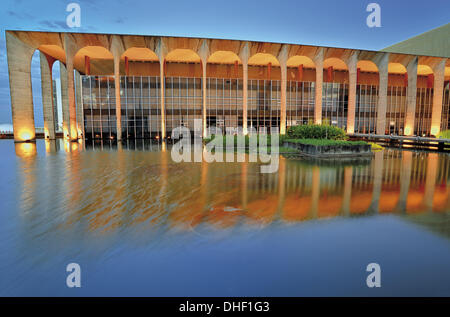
[437,130,450,139]
[203,134,284,147]
[368,142,383,151]
[284,138,368,146]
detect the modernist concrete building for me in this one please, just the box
[5,24,450,142]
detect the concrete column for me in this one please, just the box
[66,54,78,140]
[40,52,56,140]
[278,45,288,135]
[280,62,287,135]
[159,61,166,139]
[202,59,207,137]
[314,48,324,124]
[243,61,248,134]
[6,32,36,142]
[239,43,250,135]
[430,59,447,136]
[114,55,122,140]
[60,63,70,139]
[346,52,358,133]
[376,53,389,135]
[75,70,84,138]
[405,57,418,136]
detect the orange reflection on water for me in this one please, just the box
[14,143,450,235]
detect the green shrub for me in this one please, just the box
[284,138,367,146]
[437,130,450,139]
[203,134,281,148]
[287,124,347,140]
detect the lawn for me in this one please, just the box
[284,138,368,146]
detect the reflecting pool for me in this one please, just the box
[0,139,449,296]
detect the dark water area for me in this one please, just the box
[0,139,449,296]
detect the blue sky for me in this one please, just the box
[0,0,449,126]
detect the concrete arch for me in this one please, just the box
[121,47,159,61]
[357,60,379,73]
[74,46,114,75]
[120,47,160,76]
[418,64,433,75]
[165,48,202,63]
[207,50,243,78]
[207,51,241,64]
[286,55,316,82]
[388,62,407,74]
[286,55,315,68]
[248,53,280,66]
[323,57,348,71]
[38,45,66,64]
[208,40,241,58]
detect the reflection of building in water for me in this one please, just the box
[16,141,450,236]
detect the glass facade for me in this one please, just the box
[81,75,449,139]
[322,82,348,129]
[165,77,202,136]
[121,76,161,139]
[441,84,450,131]
[286,81,315,127]
[355,84,379,134]
[386,86,407,135]
[414,87,433,136]
[248,79,281,132]
[206,78,243,133]
[82,76,117,139]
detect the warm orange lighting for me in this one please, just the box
[15,142,37,158]
[71,142,79,152]
[347,124,355,134]
[404,126,412,136]
[431,126,439,136]
[19,129,33,141]
[70,126,78,140]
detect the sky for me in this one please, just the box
[0,0,449,127]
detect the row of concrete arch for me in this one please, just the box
[6,31,449,142]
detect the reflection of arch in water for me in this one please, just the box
[350,191,373,214]
[245,195,278,226]
[405,189,426,214]
[378,190,401,213]
[432,185,449,212]
[282,195,311,221]
[317,193,343,218]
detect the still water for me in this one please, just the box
[0,139,449,296]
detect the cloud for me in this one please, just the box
[7,10,34,20]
